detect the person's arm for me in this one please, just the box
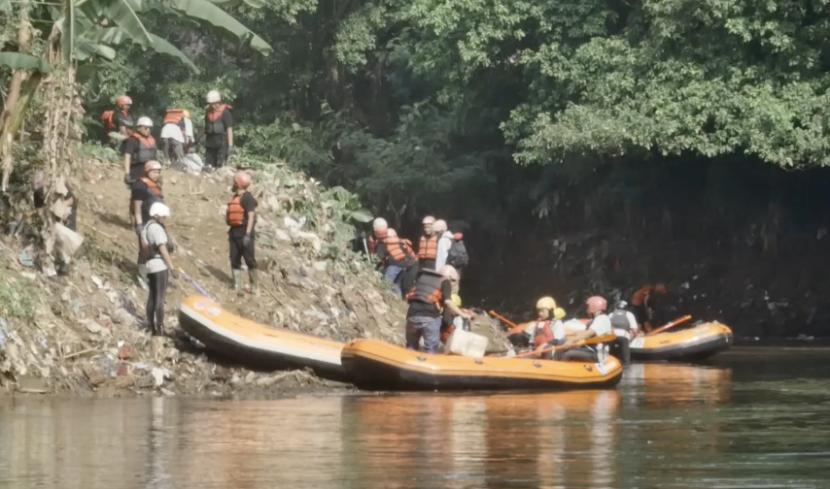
[123,153,131,176]
[227,127,234,148]
[245,210,255,236]
[443,299,471,319]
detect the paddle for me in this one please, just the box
[488,310,520,330]
[179,270,215,300]
[646,314,692,336]
[515,333,618,358]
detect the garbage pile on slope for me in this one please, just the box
[0,150,406,396]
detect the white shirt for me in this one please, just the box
[434,231,454,269]
[588,314,612,359]
[141,221,168,274]
[610,310,639,339]
[160,118,194,143]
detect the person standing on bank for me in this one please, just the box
[141,202,175,336]
[227,171,257,295]
[417,215,439,270]
[204,90,233,169]
[122,116,157,184]
[132,160,164,286]
[405,265,471,353]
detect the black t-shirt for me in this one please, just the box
[407,280,452,319]
[131,180,163,223]
[229,191,257,237]
[114,111,133,133]
[205,109,233,148]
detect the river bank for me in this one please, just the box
[0,149,405,396]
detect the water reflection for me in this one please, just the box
[2,351,829,489]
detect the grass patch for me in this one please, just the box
[0,275,37,320]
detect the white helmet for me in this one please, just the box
[149,202,170,218]
[439,265,459,281]
[386,228,398,238]
[136,116,153,128]
[206,90,222,103]
[433,219,448,233]
[372,217,388,232]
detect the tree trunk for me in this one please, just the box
[0,0,42,192]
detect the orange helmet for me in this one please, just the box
[586,296,607,315]
[233,171,251,189]
[115,95,132,107]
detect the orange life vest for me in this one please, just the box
[383,236,408,262]
[163,108,187,126]
[139,177,162,198]
[130,132,157,163]
[100,110,116,131]
[226,194,245,227]
[418,235,438,260]
[406,270,445,306]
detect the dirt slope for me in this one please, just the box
[0,154,406,396]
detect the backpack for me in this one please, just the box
[446,238,469,268]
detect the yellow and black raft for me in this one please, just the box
[178,295,347,380]
[630,321,733,362]
[341,339,623,391]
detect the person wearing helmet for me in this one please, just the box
[131,160,165,285]
[507,296,567,357]
[404,264,471,353]
[417,215,439,270]
[630,283,668,332]
[227,171,257,295]
[100,95,134,142]
[122,116,158,183]
[608,301,639,364]
[375,226,418,297]
[140,202,175,336]
[160,108,194,166]
[204,90,233,169]
[557,295,613,361]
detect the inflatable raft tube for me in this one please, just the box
[630,321,733,362]
[342,339,623,391]
[178,295,347,381]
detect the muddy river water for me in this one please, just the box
[1,347,829,488]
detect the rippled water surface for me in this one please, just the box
[2,347,829,488]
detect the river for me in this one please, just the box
[1,347,828,488]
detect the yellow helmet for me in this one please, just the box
[554,307,566,320]
[536,296,557,310]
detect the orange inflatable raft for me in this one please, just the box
[630,321,733,362]
[178,295,347,380]
[342,339,623,391]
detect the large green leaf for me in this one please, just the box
[0,52,52,73]
[96,0,152,45]
[147,33,199,73]
[167,0,271,55]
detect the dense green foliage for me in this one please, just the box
[68,0,830,224]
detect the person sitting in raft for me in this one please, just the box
[556,296,613,362]
[608,300,639,365]
[405,265,471,353]
[630,283,668,332]
[507,296,567,358]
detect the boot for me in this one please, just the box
[232,269,243,296]
[249,269,257,295]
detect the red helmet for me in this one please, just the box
[585,296,607,315]
[115,95,132,107]
[233,171,251,189]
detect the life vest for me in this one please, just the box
[406,270,445,306]
[130,133,157,163]
[382,236,408,263]
[418,235,438,260]
[609,310,632,331]
[205,104,231,135]
[163,108,187,127]
[101,109,133,132]
[226,194,246,227]
[139,177,162,198]
[530,320,555,348]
